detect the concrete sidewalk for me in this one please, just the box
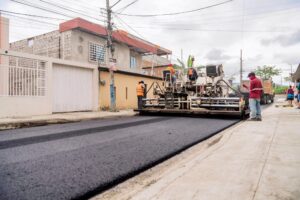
[0,110,135,130]
[94,103,300,200]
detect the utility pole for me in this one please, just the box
[290,64,293,85]
[240,49,243,89]
[181,49,183,63]
[106,0,116,111]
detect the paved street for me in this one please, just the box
[0,116,238,200]
[93,103,300,200]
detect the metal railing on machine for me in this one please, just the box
[0,54,47,97]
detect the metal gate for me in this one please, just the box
[52,64,93,113]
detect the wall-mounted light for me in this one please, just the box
[100,80,106,86]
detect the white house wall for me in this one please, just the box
[0,49,98,118]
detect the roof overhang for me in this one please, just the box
[98,66,162,80]
[59,18,107,36]
[142,64,170,69]
[292,64,300,82]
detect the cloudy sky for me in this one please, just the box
[1,0,299,84]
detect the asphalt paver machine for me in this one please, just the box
[136,64,249,119]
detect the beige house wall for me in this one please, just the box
[99,71,162,110]
[70,29,143,70]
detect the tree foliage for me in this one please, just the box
[255,65,281,80]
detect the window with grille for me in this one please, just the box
[89,43,106,63]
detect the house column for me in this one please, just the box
[0,16,9,95]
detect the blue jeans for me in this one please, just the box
[249,98,261,119]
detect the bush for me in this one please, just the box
[274,86,288,94]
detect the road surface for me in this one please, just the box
[0,116,238,200]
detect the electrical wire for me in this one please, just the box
[122,1,300,24]
[117,6,300,31]
[111,0,122,8]
[129,26,293,33]
[113,13,146,40]
[115,0,233,17]
[115,0,139,13]
[10,0,75,18]
[50,0,103,13]
[1,13,59,26]
[0,10,67,20]
[39,0,106,22]
[0,18,57,29]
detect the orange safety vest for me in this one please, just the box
[136,84,144,96]
[188,68,193,75]
[166,66,175,75]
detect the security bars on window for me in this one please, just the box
[89,43,106,63]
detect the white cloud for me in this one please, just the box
[274,53,299,65]
[261,30,300,47]
[205,48,231,61]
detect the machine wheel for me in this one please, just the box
[262,95,268,105]
[241,109,250,120]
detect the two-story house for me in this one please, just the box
[9,18,172,110]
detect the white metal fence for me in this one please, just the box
[0,55,47,97]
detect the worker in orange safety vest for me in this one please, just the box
[166,64,176,83]
[187,67,198,81]
[136,81,145,109]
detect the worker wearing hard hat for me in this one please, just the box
[188,67,198,82]
[136,81,145,110]
[166,64,176,83]
[187,55,198,82]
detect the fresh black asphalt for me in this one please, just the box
[0,116,239,200]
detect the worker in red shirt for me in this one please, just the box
[243,72,263,121]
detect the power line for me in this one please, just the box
[2,13,59,26]
[111,0,122,8]
[50,0,103,13]
[39,0,106,23]
[115,0,233,17]
[121,6,300,29]
[124,1,300,23]
[130,26,293,33]
[1,18,57,29]
[0,10,67,20]
[113,13,146,40]
[115,0,139,13]
[10,0,75,18]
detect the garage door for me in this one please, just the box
[53,64,93,113]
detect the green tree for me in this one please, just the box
[255,65,280,80]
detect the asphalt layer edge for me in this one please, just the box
[73,119,241,200]
[0,117,170,150]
